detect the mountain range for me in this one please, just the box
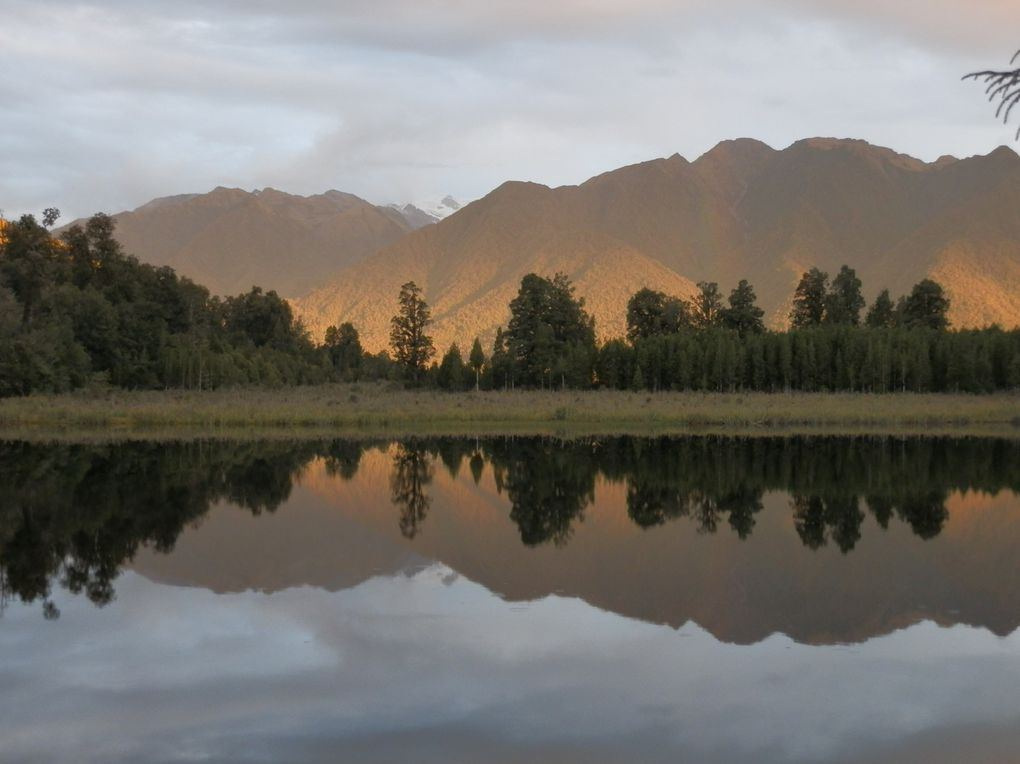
[67,187,454,298]
[89,138,1020,351]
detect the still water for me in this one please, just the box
[2,436,1020,762]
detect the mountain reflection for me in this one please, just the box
[0,436,1018,624]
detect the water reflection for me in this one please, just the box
[390,442,433,539]
[0,436,1018,636]
[4,435,1020,763]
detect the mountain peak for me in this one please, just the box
[988,145,1020,163]
[696,138,776,162]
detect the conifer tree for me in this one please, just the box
[790,268,829,328]
[389,281,435,384]
[323,321,362,380]
[865,289,896,328]
[468,337,485,391]
[721,279,765,336]
[900,279,951,330]
[438,343,467,390]
[825,265,865,325]
[506,273,595,388]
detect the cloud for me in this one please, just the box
[0,1,1014,220]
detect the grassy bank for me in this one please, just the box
[1,384,1019,439]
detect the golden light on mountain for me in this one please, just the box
[89,138,1020,353]
[292,139,1020,352]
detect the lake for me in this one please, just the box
[2,435,1020,763]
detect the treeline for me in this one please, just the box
[4,210,1020,396]
[388,267,1020,393]
[0,211,341,395]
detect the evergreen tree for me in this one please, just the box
[900,279,951,330]
[597,338,632,389]
[437,343,467,390]
[626,288,688,341]
[825,265,865,325]
[223,287,308,352]
[323,321,362,380]
[865,289,896,328]
[721,279,765,336]
[790,268,829,328]
[389,281,436,384]
[468,337,485,391]
[490,327,513,390]
[506,273,595,388]
[0,213,58,328]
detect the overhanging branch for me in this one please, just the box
[964,50,1020,139]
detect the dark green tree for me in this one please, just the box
[790,268,829,328]
[0,214,56,328]
[825,265,865,326]
[506,273,595,388]
[626,288,688,341]
[865,289,896,328]
[691,281,724,329]
[223,287,307,351]
[389,281,436,384]
[721,279,765,336]
[323,321,363,380]
[490,328,513,390]
[468,337,485,391]
[900,279,950,330]
[437,343,467,390]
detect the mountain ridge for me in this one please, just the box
[294,138,1020,351]
[74,137,1020,351]
[64,186,425,298]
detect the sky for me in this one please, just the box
[1,0,1017,220]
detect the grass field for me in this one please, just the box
[1,384,1019,439]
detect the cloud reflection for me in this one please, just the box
[1,565,1019,763]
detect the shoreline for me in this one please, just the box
[1,385,1019,440]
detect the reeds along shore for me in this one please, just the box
[1,384,1018,437]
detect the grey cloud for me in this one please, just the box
[0,1,1014,220]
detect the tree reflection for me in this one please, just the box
[793,494,865,553]
[487,439,596,547]
[323,439,365,481]
[0,440,321,618]
[897,492,949,539]
[390,442,433,539]
[0,434,1014,617]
